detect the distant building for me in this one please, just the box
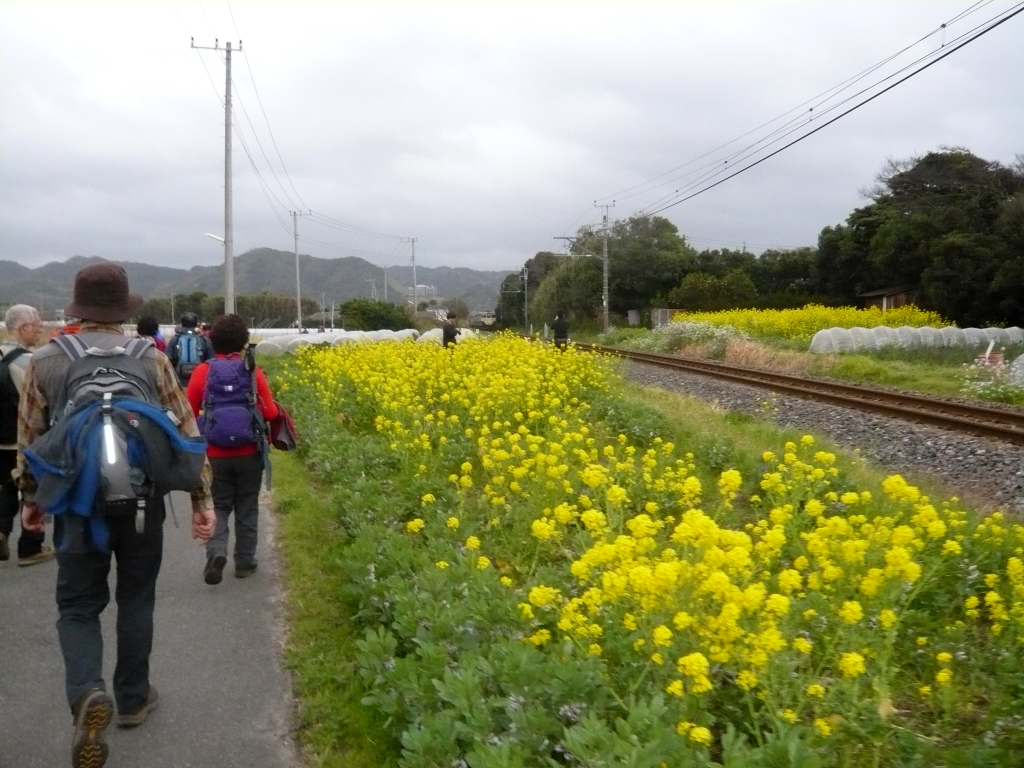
[858,285,921,311]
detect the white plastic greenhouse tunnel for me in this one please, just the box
[808,325,1024,354]
[251,327,493,358]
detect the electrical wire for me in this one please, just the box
[597,0,1001,207]
[634,4,1012,214]
[640,3,1024,216]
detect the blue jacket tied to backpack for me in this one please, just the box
[23,398,207,552]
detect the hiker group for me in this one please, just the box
[2,262,293,768]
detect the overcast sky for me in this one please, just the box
[1,1,1021,272]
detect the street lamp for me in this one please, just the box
[205,233,231,315]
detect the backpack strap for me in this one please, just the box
[1,346,28,370]
[52,333,91,361]
[122,337,153,359]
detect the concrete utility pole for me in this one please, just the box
[402,238,417,309]
[291,211,310,328]
[523,266,529,333]
[595,201,615,332]
[170,294,175,325]
[191,38,242,314]
[382,265,388,302]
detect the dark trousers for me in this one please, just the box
[208,453,264,569]
[0,449,44,558]
[54,500,164,712]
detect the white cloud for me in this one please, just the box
[1,1,1020,272]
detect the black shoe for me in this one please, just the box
[117,685,159,728]
[0,532,9,561]
[71,689,113,768]
[235,562,258,579]
[204,555,227,585]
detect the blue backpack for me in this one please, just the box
[176,329,203,380]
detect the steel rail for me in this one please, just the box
[578,344,1024,446]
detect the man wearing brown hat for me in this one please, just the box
[15,262,215,768]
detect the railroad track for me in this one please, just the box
[578,344,1024,446]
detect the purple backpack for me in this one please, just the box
[201,358,265,449]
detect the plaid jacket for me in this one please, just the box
[14,322,213,509]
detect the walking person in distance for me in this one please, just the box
[0,304,53,566]
[187,314,278,585]
[551,310,569,351]
[167,312,213,386]
[15,262,214,767]
[442,311,461,349]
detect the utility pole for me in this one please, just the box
[595,201,615,332]
[522,266,529,334]
[170,294,175,325]
[291,210,309,328]
[191,38,242,314]
[402,238,417,310]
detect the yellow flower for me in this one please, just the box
[476,556,491,569]
[623,613,638,631]
[935,668,952,686]
[421,493,436,505]
[792,637,813,654]
[839,652,865,678]
[587,643,602,656]
[918,685,932,698]
[435,560,449,569]
[666,679,684,697]
[528,585,561,608]
[838,600,863,624]
[500,576,513,587]
[806,683,825,697]
[942,540,962,556]
[676,720,694,735]
[814,718,832,736]
[652,625,673,647]
[936,652,952,665]
[527,629,551,646]
[688,726,712,746]
[465,535,481,551]
[736,670,759,690]
[607,484,629,504]
[405,518,425,533]
[879,609,897,629]
[447,517,460,530]
[779,709,797,724]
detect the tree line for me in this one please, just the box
[497,148,1024,329]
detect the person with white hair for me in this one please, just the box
[0,304,52,565]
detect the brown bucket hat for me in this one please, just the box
[63,262,144,323]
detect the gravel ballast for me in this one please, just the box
[628,361,1024,513]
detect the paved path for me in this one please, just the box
[0,492,299,768]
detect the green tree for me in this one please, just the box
[571,216,696,314]
[666,269,757,311]
[340,298,411,331]
[529,256,602,325]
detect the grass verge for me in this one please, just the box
[271,450,400,768]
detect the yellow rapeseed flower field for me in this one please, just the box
[671,304,946,341]
[275,333,1023,766]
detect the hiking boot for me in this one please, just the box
[204,555,227,585]
[116,686,159,729]
[71,688,113,768]
[18,545,55,567]
[0,532,9,561]
[235,562,258,579]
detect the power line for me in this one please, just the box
[635,4,1011,215]
[641,3,1024,217]
[598,0,1005,210]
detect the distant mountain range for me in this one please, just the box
[0,249,513,316]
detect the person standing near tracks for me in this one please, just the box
[15,262,214,767]
[0,304,53,567]
[551,310,569,351]
[442,311,461,349]
[186,313,278,585]
[167,312,213,386]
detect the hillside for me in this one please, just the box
[0,250,513,315]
